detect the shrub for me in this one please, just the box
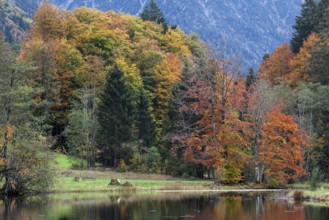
[0,125,53,195]
[293,190,304,201]
[129,152,142,171]
[140,147,161,173]
[118,159,128,172]
[128,147,161,173]
[218,162,243,184]
[265,175,285,189]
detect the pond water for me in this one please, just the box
[1,191,328,220]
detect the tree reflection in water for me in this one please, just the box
[0,192,328,220]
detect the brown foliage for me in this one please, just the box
[258,43,295,85]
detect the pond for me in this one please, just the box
[1,191,328,220]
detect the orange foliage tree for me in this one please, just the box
[258,43,295,85]
[288,33,320,87]
[181,56,250,183]
[259,109,309,187]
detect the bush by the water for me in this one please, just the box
[293,190,304,201]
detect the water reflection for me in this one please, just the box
[0,192,328,220]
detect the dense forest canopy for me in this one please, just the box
[4,0,207,177]
[0,0,329,195]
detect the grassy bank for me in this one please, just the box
[50,153,267,193]
[50,152,215,192]
[50,176,214,192]
[51,152,329,201]
[289,183,329,203]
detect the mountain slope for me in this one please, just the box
[49,0,302,68]
[0,0,33,43]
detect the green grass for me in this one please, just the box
[48,152,214,192]
[48,152,287,194]
[51,152,328,196]
[52,152,87,169]
[290,182,329,190]
[50,176,214,192]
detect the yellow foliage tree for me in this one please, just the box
[288,33,320,87]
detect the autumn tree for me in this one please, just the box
[133,39,183,142]
[165,38,210,177]
[258,43,295,85]
[177,52,250,183]
[153,53,182,126]
[166,58,209,178]
[247,79,296,183]
[31,0,65,42]
[259,0,329,182]
[22,2,84,144]
[247,79,279,183]
[288,33,320,87]
[259,109,308,187]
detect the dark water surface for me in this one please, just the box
[1,191,328,220]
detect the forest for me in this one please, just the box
[0,0,328,196]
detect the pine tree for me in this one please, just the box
[136,89,156,149]
[290,0,318,53]
[309,40,329,85]
[246,68,256,90]
[316,0,329,32]
[97,65,135,167]
[316,1,329,34]
[140,0,168,33]
[314,4,329,177]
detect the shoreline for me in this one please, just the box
[41,188,290,195]
[3,185,328,205]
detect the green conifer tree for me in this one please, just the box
[136,89,157,149]
[97,65,135,167]
[246,68,256,89]
[290,0,318,53]
[316,0,329,31]
[140,0,168,33]
[316,1,329,34]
